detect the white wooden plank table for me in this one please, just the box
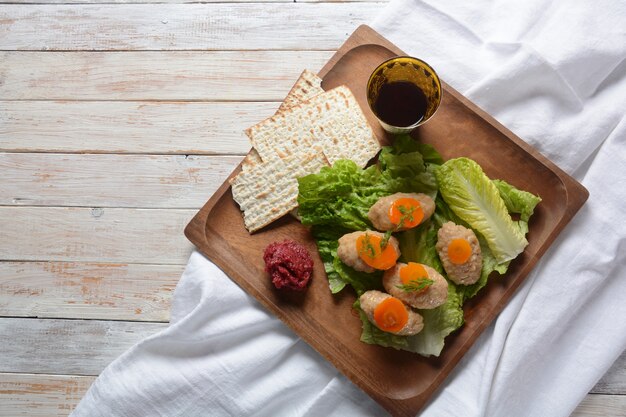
[0,1,624,416]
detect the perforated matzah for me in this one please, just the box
[246,86,380,167]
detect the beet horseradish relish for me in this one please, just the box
[263,240,314,291]
[367,56,442,134]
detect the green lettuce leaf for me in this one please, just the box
[493,179,542,235]
[298,160,387,231]
[397,220,442,272]
[435,158,528,263]
[416,142,445,166]
[378,135,438,198]
[404,284,465,356]
[311,227,347,294]
[333,257,383,295]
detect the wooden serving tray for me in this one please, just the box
[185,25,588,417]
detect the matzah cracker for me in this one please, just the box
[231,153,327,233]
[246,86,380,168]
[241,149,262,172]
[278,69,324,112]
[241,70,323,170]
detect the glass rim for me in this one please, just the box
[367,55,442,96]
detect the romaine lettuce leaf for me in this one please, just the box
[435,158,529,263]
[432,167,541,301]
[493,179,542,235]
[397,220,442,272]
[404,284,465,356]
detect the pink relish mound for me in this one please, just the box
[263,240,314,291]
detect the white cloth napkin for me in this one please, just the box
[71,0,626,416]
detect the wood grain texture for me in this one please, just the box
[0,318,167,374]
[593,351,626,395]
[0,3,382,51]
[0,51,333,100]
[1,153,240,208]
[0,261,180,321]
[0,101,277,154]
[570,394,626,417]
[0,373,95,417]
[0,207,195,264]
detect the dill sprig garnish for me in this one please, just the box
[396,277,434,293]
[396,204,417,228]
[358,232,377,259]
[380,230,393,248]
[380,204,417,248]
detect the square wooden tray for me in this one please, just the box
[185,25,588,417]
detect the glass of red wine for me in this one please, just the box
[367,56,442,134]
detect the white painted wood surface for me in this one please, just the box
[0,262,180,321]
[0,207,196,264]
[0,52,333,100]
[0,318,168,374]
[1,153,240,207]
[0,374,95,417]
[0,1,623,416]
[0,101,277,154]
[0,4,383,50]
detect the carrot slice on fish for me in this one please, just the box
[448,238,472,264]
[399,262,429,285]
[356,233,399,270]
[388,197,424,229]
[373,297,408,333]
[398,262,433,293]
